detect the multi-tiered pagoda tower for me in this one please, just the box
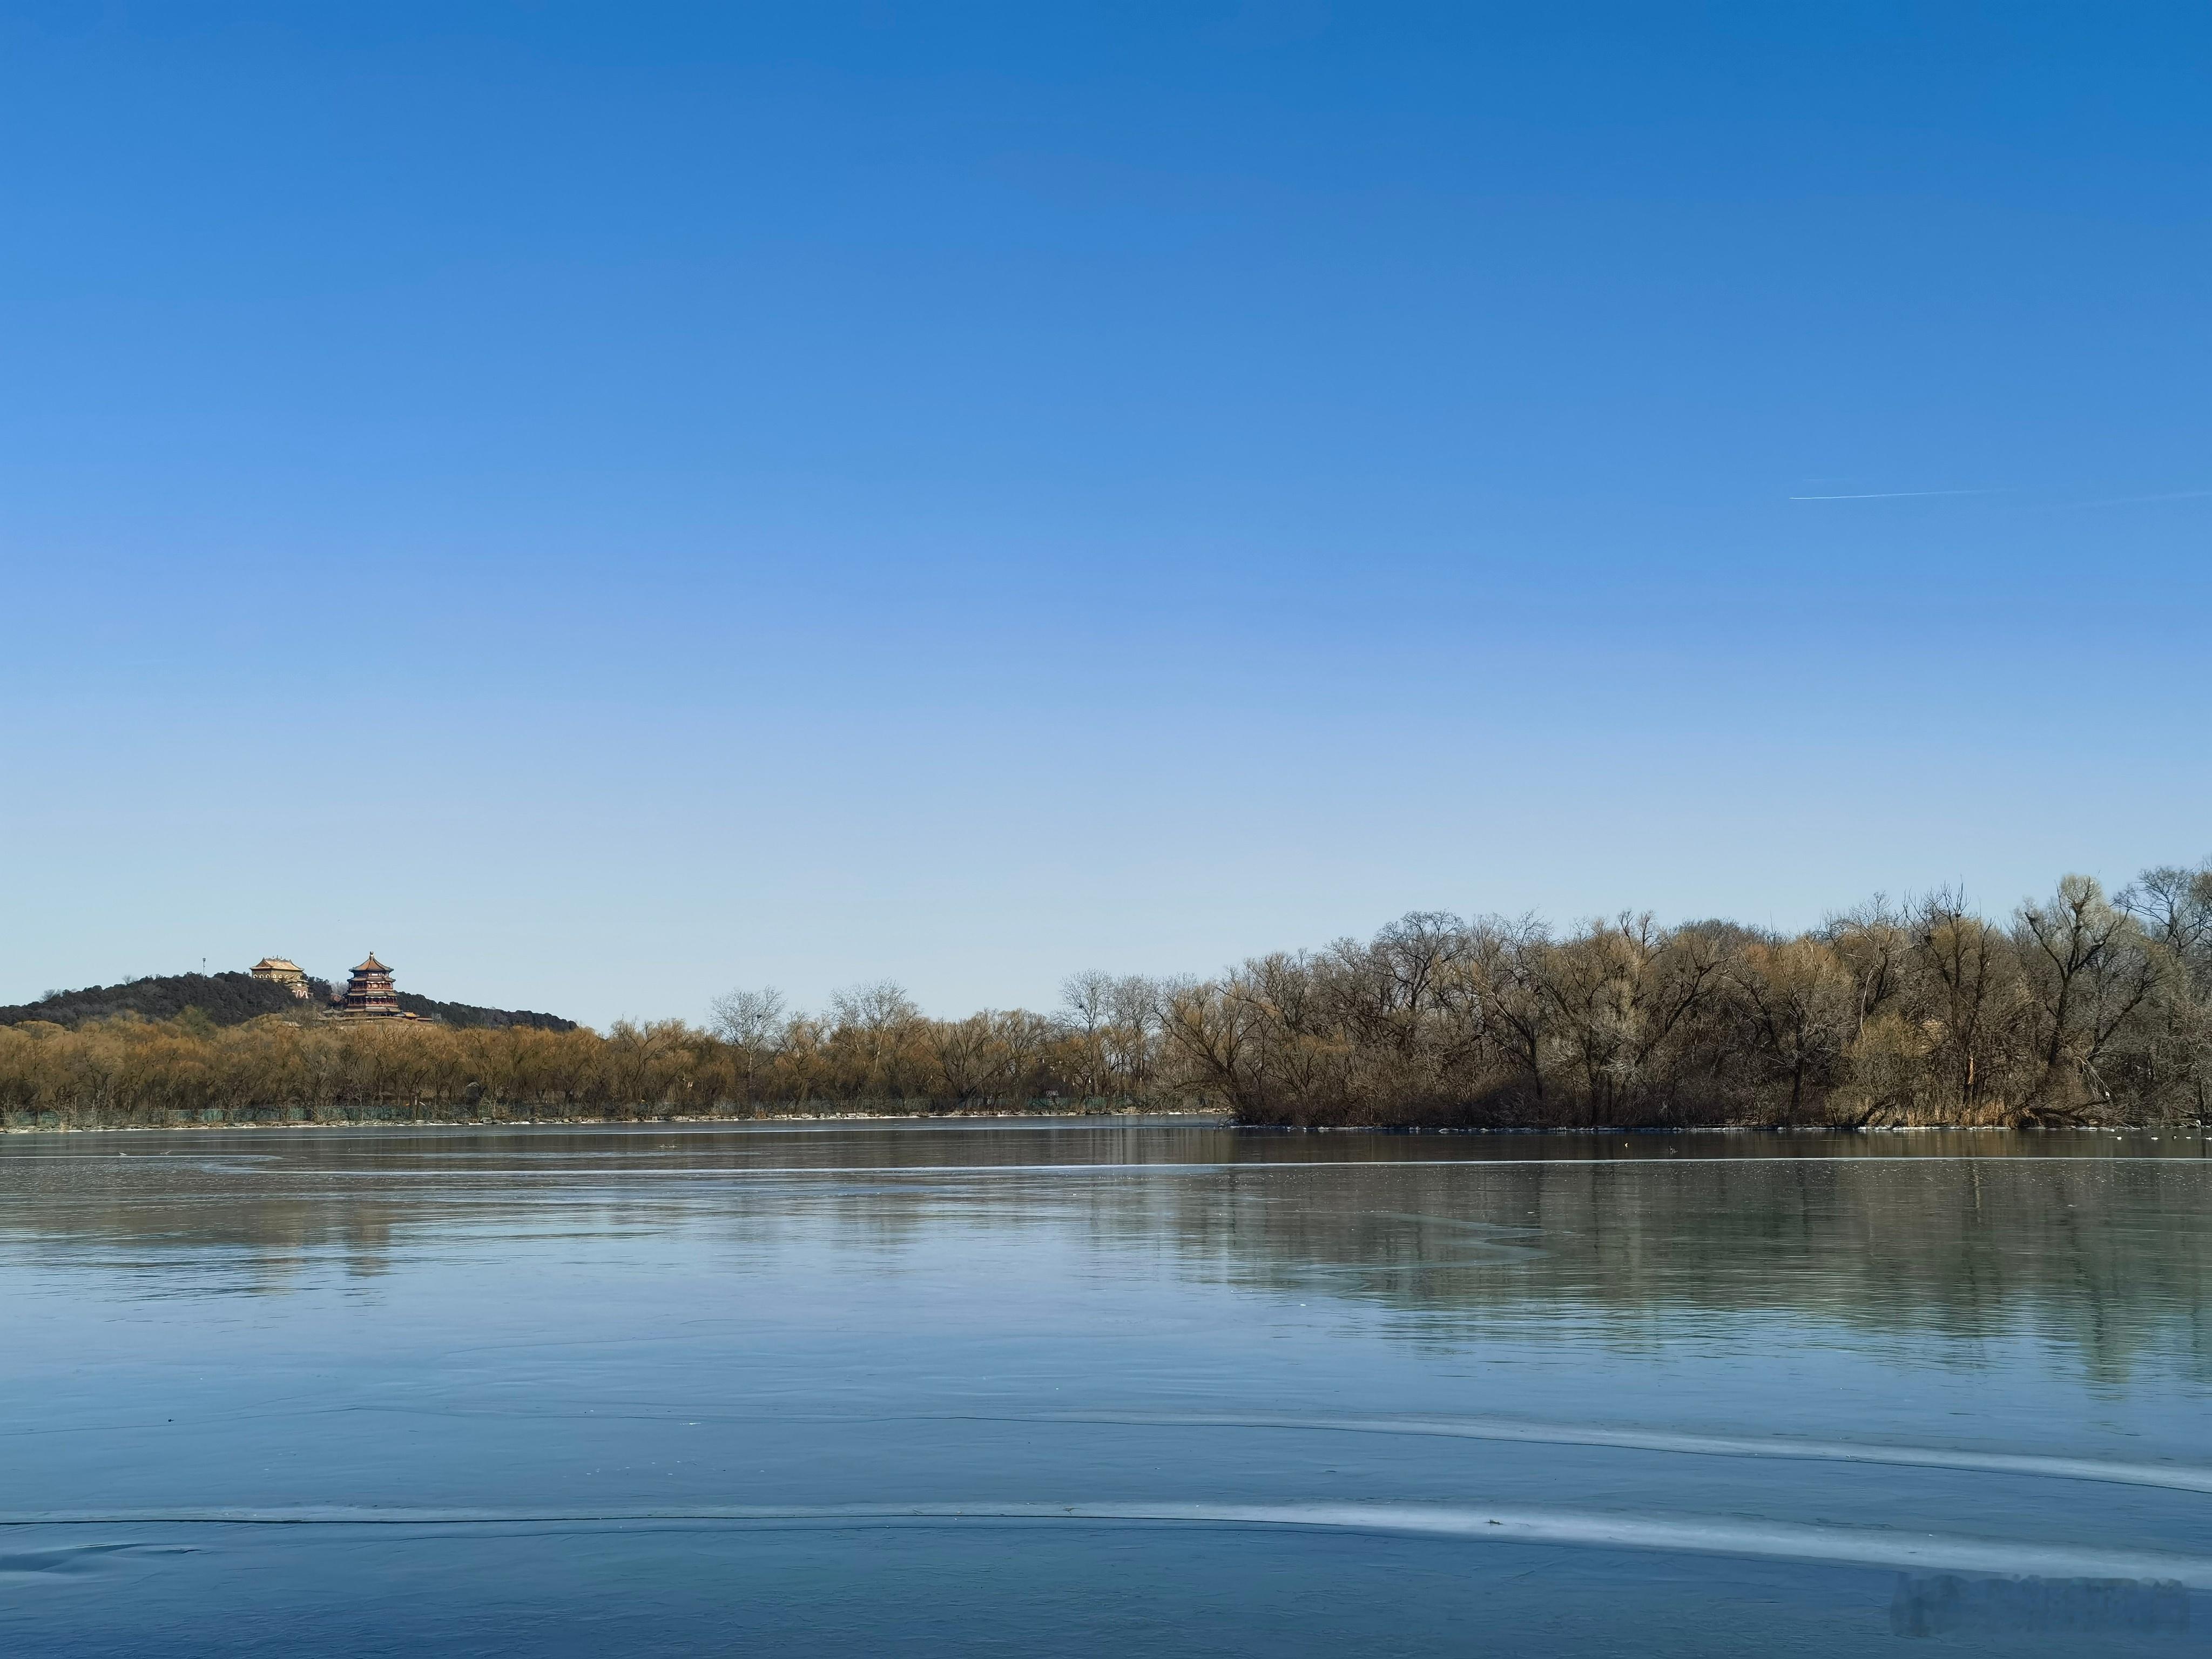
[329,954,417,1020]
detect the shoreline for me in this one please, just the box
[0,1106,1221,1136]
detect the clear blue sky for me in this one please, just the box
[4,3,2208,1028]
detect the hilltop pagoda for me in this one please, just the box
[329,953,420,1021]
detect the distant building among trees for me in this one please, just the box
[248,957,311,999]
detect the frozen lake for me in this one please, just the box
[1,1119,2207,1655]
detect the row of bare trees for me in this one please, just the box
[0,984,1153,1127]
[5,865,2210,1129]
[1159,869,2212,1128]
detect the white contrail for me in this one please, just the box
[1788,489,1996,501]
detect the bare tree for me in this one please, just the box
[827,981,925,1096]
[1061,970,1115,1098]
[830,981,919,1030]
[2016,876,2162,1118]
[1825,896,1911,1040]
[1106,975,1165,1097]
[709,986,788,1051]
[1468,915,1554,1114]
[1727,939,1855,1123]
[929,1013,1007,1105]
[2121,862,2212,987]
[1912,889,2027,1116]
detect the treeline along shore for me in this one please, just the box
[7,862,2212,1131]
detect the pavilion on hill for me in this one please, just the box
[249,957,310,999]
[329,953,421,1021]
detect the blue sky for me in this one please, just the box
[3,3,2208,1027]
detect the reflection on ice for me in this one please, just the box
[1,1124,2207,1388]
[1892,1573,2190,1637]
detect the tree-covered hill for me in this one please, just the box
[392,993,576,1031]
[0,973,576,1032]
[0,972,319,1028]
